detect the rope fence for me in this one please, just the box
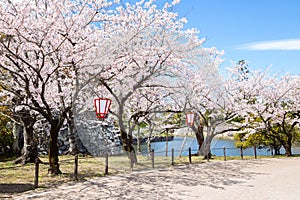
[1,145,299,189]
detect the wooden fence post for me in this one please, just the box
[240,146,244,160]
[165,129,168,157]
[105,153,109,175]
[34,158,39,188]
[188,148,192,163]
[74,155,78,180]
[223,147,227,161]
[151,149,154,168]
[171,148,174,166]
[254,145,257,159]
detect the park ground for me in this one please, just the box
[6,157,300,200]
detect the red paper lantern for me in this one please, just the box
[94,98,112,119]
[186,112,195,126]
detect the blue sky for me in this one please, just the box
[13,0,299,74]
[169,0,300,75]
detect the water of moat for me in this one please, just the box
[130,136,300,157]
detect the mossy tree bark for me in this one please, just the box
[12,122,22,154]
[14,110,38,165]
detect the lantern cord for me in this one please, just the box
[211,137,219,149]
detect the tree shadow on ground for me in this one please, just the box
[0,183,34,193]
[66,159,270,200]
[10,159,271,200]
[101,159,269,199]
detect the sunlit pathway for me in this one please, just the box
[12,157,300,200]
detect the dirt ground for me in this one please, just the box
[6,157,300,200]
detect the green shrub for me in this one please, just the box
[0,129,14,154]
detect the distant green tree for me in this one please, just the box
[0,105,13,155]
[235,130,282,155]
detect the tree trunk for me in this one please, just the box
[199,133,213,159]
[284,137,293,157]
[137,125,141,153]
[270,143,282,155]
[48,120,63,175]
[274,147,281,155]
[14,112,38,165]
[198,125,212,158]
[204,142,212,159]
[66,110,78,155]
[193,124,204,155]
[147,123,153,157]
[120,129,137,163]
[118,113,137,163]
[284,145,292,157]
[14,126,38,164]
[12,122,22,154]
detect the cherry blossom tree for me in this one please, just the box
[170,52,236,157]
[0,0,115,174]
[170,59,280,158]
[95,0,220,159]
[216,62,300,157]
[74,0,221,162]
[240,72,300,156]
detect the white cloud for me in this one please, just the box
[238,39,300,50]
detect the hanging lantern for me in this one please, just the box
[186,112,195,126]
[94,98,112,119]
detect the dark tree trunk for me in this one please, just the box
[147,122,153,157]
[194,125,204,155]
[137,126,141,153]
[120,129,137,163]
[269,137,282,155]
[118,105,137,163]
[284,137,293,157]
[48,119,63,175]
[274,147,281,155]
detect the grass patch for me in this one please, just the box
[0,153,296,198]
[0,155,107,196]
[0,153,202,194]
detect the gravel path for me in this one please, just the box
[10,157,300,200]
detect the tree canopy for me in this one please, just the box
[0,0,299,172]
